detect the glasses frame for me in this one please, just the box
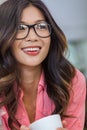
[16,21,51,40]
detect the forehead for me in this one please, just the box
[21,5,45,24]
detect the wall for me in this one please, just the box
[43,0,87,41]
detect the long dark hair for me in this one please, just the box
[0,0,76,129]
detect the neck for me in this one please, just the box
[17,65,42,94]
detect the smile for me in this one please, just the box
[22,46,41,56]
[23,47,40,52]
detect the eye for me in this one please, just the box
[36,22,49,30]
[18,24,27,30]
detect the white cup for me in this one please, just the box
[29,114,62,130]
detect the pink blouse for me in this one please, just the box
[0,69,86,130]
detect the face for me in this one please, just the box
[11,5,51,68]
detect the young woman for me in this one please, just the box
[0,0,86,130]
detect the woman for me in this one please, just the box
[0,0,86,130]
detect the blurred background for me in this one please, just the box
[42,0,87,79]
[0,0,87,129]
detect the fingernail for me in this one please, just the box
[20,125,29,130]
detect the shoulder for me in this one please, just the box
[72,69,86,87]
[65,69,86,130]
[70,69,86,101]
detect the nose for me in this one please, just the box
[25,27,38,41]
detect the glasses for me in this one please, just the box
[16,21,51,40]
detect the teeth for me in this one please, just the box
[23,48,40,51]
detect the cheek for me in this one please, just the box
[11,39,22,52]
[11,41,21,58]
[11,44,18,56]
[41,38,51,59]
[45,37,51,51]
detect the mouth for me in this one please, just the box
[22,46,41,56]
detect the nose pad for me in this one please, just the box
[25,27,37,41]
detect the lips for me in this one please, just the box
[22,46,41,56]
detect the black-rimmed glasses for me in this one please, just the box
[16,21,51,39]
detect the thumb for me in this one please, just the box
[20,125,30,130]
[62,120,67,127]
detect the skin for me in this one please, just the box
[11,4,67,130]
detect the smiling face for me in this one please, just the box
[11,5,51,69]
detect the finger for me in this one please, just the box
[62,120,67,127]
[20,125,29,130]
[57,128,67,130]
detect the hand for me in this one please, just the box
[57,128,67,130]
[20,125,30,130]
[56,120,67,130]
[62,120,67,128]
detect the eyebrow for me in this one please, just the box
[20,19,46,25]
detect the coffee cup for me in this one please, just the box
[29,114,62,130]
